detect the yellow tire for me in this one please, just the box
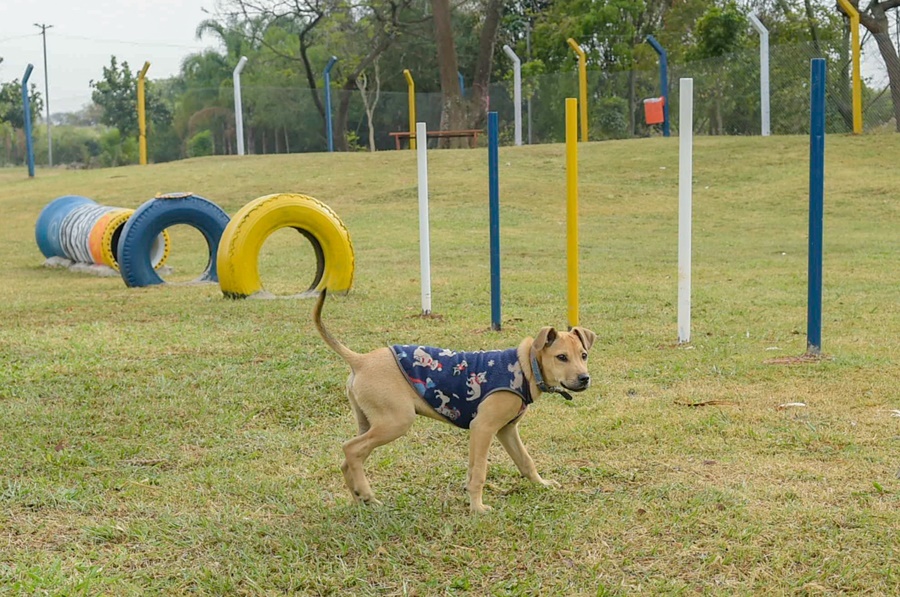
[217,193,355,299]
[100,209,170,271]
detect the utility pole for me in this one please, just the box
[34,23,53,167]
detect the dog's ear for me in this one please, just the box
[571,327,597,351]
[533,327,558,350]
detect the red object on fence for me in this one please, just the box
[643,97,665,125]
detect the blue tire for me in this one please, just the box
[117,193,231,288]
[35,195,96,258]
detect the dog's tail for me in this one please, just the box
[313,289,361,366]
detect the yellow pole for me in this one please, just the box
[567,38,588,142]
[837,0,863,134]
[565,98,579,328]
[403,69,417,150]
[137,61,150,165]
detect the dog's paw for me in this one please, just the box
[361,497,384,507]
[470,503,493,514]
[539,478,561,489]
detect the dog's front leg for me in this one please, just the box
[497,421,559,488]
[466,426,496,513]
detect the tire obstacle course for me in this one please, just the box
[35,195,170,272]
[35,192,355,298]
[217,193,355,299]
[117,192,231,288]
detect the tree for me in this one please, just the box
[431,0,505,138]
[0,79,43,129]
[688,1,748,134]
[840,0,900,131]
[90,57,171,138]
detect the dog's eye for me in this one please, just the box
[556,354,568,362]
[582,352,588,360]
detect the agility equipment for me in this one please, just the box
[678,79,693,344]
[565,98,579,329]
[416,122,432,315]
[217,193,354,299]
[807,59,825,354]
[36,195,94,259]
[35,195,169,270]
[117,193,230,287]
[488,113,501,330]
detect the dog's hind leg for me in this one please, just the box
[340,404,415,505]
[346,378,370,435]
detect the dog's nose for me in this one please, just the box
[578,374,591,386]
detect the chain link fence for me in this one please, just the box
[2,41,896,165]
[206,41,895,156]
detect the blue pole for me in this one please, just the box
[807,58,825,355]
[646,35,670,137]
[458,72,465,97]
[22,64,35,178]
[324,56,338,152]
[488,112,501,331]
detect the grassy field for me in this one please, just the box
[1,135,898,594]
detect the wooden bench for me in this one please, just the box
[389,129,483,150]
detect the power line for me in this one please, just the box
[0,33,40,44]
[53,32,214,51]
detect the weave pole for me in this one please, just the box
[565,98,579,328]
[488,112,502,331]
[678,78,693,344]
[807,59,825,354]
[416,122,432,315]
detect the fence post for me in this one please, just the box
[403,69,417,150]
[502,45,523,146]
[748,14,771,136]
[233,56,248,155]
[566,39,588,142]
[137,61,151,165]
[324,56,338,152]
[22,64,35,178]
[645,36,670,137]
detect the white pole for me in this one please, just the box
[678,78,693,344]
[502,45,522,146]
[748,14,771,137]
[416,122,432,314]
[233,56,248,155]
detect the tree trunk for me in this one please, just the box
[431,0,504,145]
[431,0,466,144]
[850,0,900,131]
[335,85,354,152]
[468,0,504,130]
[867,5,900,131]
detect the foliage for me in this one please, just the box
[187,129,215,157]
[90,57,172,144]
[0,79,43,129]
[97,128,138,167]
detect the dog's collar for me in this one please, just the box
[530,350,574,401]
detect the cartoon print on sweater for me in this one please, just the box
[391,345,531,429]
[433,390,461,420]
[465,371,488,401]
[413,346,443,371]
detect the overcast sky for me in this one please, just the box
[0,0,219,113]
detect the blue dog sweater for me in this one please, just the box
[391,345,531,429]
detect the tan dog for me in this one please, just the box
[313,290,596,513]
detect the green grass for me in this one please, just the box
[1,135,898,594]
